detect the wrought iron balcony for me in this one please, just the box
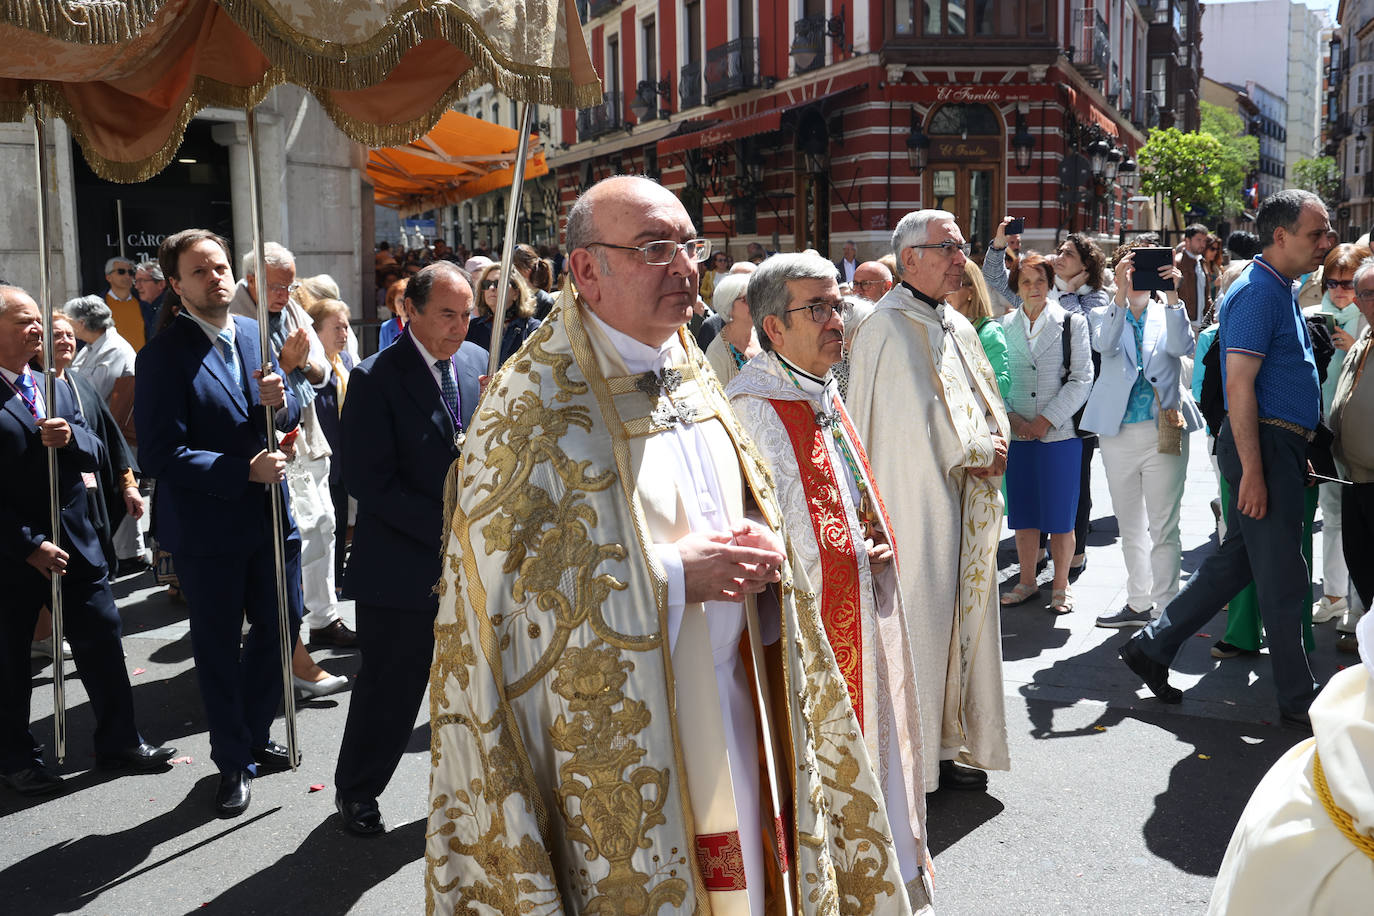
[1073,9,1110,81]
[587,0,619,19]
[705,37,761,103]
[679,62,703,111]
[792,17,826,75]
[575,90,623,141]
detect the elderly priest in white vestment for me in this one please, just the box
[426,176,915,915]
[846,208,1011,793]
[1208,609,1374,914]
[726,252,933,911]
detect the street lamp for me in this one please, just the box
[1012,110,1035,173]
[1118,155,1137,191]
[906,107,930,174]
[1088,138,1111,177]
[629,78,670,123]
[1104,145,1123,182]
[790,18,824,72]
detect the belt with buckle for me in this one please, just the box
[1258,417,1315,442]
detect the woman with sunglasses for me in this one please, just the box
[467,263,542,368]
[1307,243,1371,625]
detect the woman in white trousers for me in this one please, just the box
[1080,241,1204,628]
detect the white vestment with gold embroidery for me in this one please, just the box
[845,283,1011,792]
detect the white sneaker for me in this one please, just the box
[1313,596,1347,624]
[30,637,73,660]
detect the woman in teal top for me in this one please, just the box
[949,259,1010,399]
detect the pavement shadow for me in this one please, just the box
[924,789,1006,857]
[0,776,229,914]
[198,816,426,914]
[999,601,1071,662]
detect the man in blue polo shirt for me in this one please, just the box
[1120,189,1333,729]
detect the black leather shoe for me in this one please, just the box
[97,742,177,771]
[335,793,385,836]
[1120,638,1183,704]
[2,765,63,796]
[215,769,251,817]
[938,759,988,791]
[309,619,358,649]
[251,740,295,772]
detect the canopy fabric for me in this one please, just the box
[369,109,547,216]
[0,0,600,182]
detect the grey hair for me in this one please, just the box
[0,284,28,315]
[63,294,114,332]
[746,252,839,353]
[104,256,134,274]
[891,209,955,261]
[136,259,163,281]
[1256,189,1326,248]
[240,241,295,278]
[713,272,751,321]
[1218,260,1251,297]
[301,274,340,300]
[1352,256,1374,291]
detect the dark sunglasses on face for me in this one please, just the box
[480,279,511,291]
[1325,278,1356,290]
[111,268,133,275]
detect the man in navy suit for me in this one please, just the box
[134,230,302,818]
[0,285,176,796]
[334,260,485,835]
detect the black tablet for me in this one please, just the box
[1131,247,1175,292]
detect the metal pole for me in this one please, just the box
[488,104,535,379]
[244,107,299,770]
[32,100,66,764]
[116,199,126,260]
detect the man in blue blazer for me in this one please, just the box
[135,230,301,818]
[0,285,175,796]
[334,260,484,835]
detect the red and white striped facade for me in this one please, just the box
[550,1,1188,261]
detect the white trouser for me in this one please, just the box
[1099,420,1190,613]
[287,452,338,630]
[113,479,152,561]
[1318,474,1348,599]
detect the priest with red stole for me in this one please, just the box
[726,252,932,912]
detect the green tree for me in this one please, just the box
[1292,156,1342,205]
[1138,127,1245,228]
[1198,101,1259,217]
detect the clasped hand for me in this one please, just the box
[678,519,785,603]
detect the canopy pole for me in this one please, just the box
[245,107,300,770]
[488,104,535,379]
[32,100,66,765]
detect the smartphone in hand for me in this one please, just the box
[1005,218,1024,235]
[1131,247,1175,292]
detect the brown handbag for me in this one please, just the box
[106,375,137,447]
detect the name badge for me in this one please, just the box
[82,471,98,489]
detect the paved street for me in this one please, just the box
[3,438,1347,915]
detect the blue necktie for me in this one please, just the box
[217,330,242,390]
[15,369,43,419]
[436,359,460,423]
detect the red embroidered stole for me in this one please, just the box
[770,398,865,726]
[835,398,901,571]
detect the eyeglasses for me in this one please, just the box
[1325,278,1356,290]
[852,279,887,289]
[783,300,838,324]
[586,238,711,265]
[111,268,133,276]
[1356,290,1374,302]
[907,240,972,256]
[267,281,301,294]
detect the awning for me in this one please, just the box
[368,109,548,216]
[656,83,868,158]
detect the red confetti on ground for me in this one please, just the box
[1196,633,1211,639]
[170,756,193,765]
[309,784,326,793]
[131,667,146,676]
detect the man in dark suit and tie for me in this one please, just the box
[334,260,485,835]
[134,229,302,818]
[0,285,175,796]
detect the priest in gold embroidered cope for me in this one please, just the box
[845,209,1012,793]
[725,253,933,912]
[426,177,914,915]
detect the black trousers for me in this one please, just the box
[334,602,434,803]
[2,564,140,772]
[1075,436,1097,556]
[330,481,349,586]
[1343,481,1374,609]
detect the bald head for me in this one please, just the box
[851,261,893,302]
[566,175,700,346]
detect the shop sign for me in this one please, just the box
[930,138,1001,160]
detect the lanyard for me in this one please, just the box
[2,370,40,418]
[408,331,465,448]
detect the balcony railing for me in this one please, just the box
[705,37,761,102]
[576,90,622,141]
[587,0,619,18]
[679,62,703,111]
[792,17,825,75]
[1073,9,1110,81]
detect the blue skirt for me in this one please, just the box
[1006,437,1083,534]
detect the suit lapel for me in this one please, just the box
[2,388,36,432]
[456,352,479,430]
[1029,306,1064,362]
[183,316,249,418]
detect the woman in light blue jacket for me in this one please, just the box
[995,252,1094,613]
[1081,240,1202,629]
